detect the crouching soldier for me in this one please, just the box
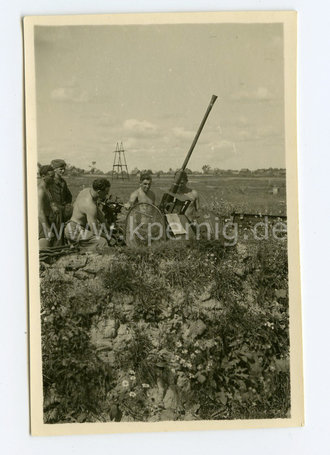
[64,178,111,252]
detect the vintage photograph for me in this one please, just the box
[24,12,303,435]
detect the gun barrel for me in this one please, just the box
[181,94,218,171]
[159,95,217,213]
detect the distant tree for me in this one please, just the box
[130,167,140,176]
[89,161,97,174]
[202,164,211,174]
[141,169,153,176]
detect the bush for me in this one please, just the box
[40,238,290,422]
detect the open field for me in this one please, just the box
[66,174,286,216]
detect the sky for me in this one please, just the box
[35,23,285,172]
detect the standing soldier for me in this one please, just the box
[38,165,56,249]
[49,159,72,245]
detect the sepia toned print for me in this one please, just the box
[24,12,303,436]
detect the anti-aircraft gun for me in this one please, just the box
[125,95,218,246]
[159,94,218,216]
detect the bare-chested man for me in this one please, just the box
[38,165,56,249]
[126,173,156,208]
[64,178,111,251]
[174,170,199,220]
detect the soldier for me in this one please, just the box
[64,178,111,252]
[49,159,72,218]
[48,159,72,245]
[174,170,199,219]
[126,173,156,208]
[38,165,56,249]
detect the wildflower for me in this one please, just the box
[182,349,188,354]
[129,375,136,382]
[142,383,150,389]
[129,392,136,398]
[122,380,129,388]
[129,369,135,375]
[176,341,182,348]
[174,355,180,361]
[186,362,193,369]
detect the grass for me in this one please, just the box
[65,174,286,216]
[41,236,290,423]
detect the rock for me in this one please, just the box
[63,256,88,271]
[188,319,207,339]
[114,324,133,346]
[163,386,179,410]
[234,267,245,277]
[102,318,118,338]
[148,379,166,406]
[117,324,128,337]
[200,300,224,311]
[176,374,191,393]
[274,358,289,372]
[236,243,249,260]
[275,288,287,299]
[196,372,206,384]
[98,350,116,366]
[73,270,89,280]
[199,283,215,302]
[159,409,176,421]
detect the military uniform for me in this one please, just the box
[49,159,73,245]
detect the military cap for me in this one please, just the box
[39,164,54,176]
[51,159,66,169]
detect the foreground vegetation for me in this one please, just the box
[40,235,290,423]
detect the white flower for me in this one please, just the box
[129,391,136,398]
[122,380,129,388]
[142,383,150,388]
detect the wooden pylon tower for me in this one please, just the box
[112,142,129,179]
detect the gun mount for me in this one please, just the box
[159,95,218,214]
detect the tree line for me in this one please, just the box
[37,162,286,178]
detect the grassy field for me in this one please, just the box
[66,174,286,216]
